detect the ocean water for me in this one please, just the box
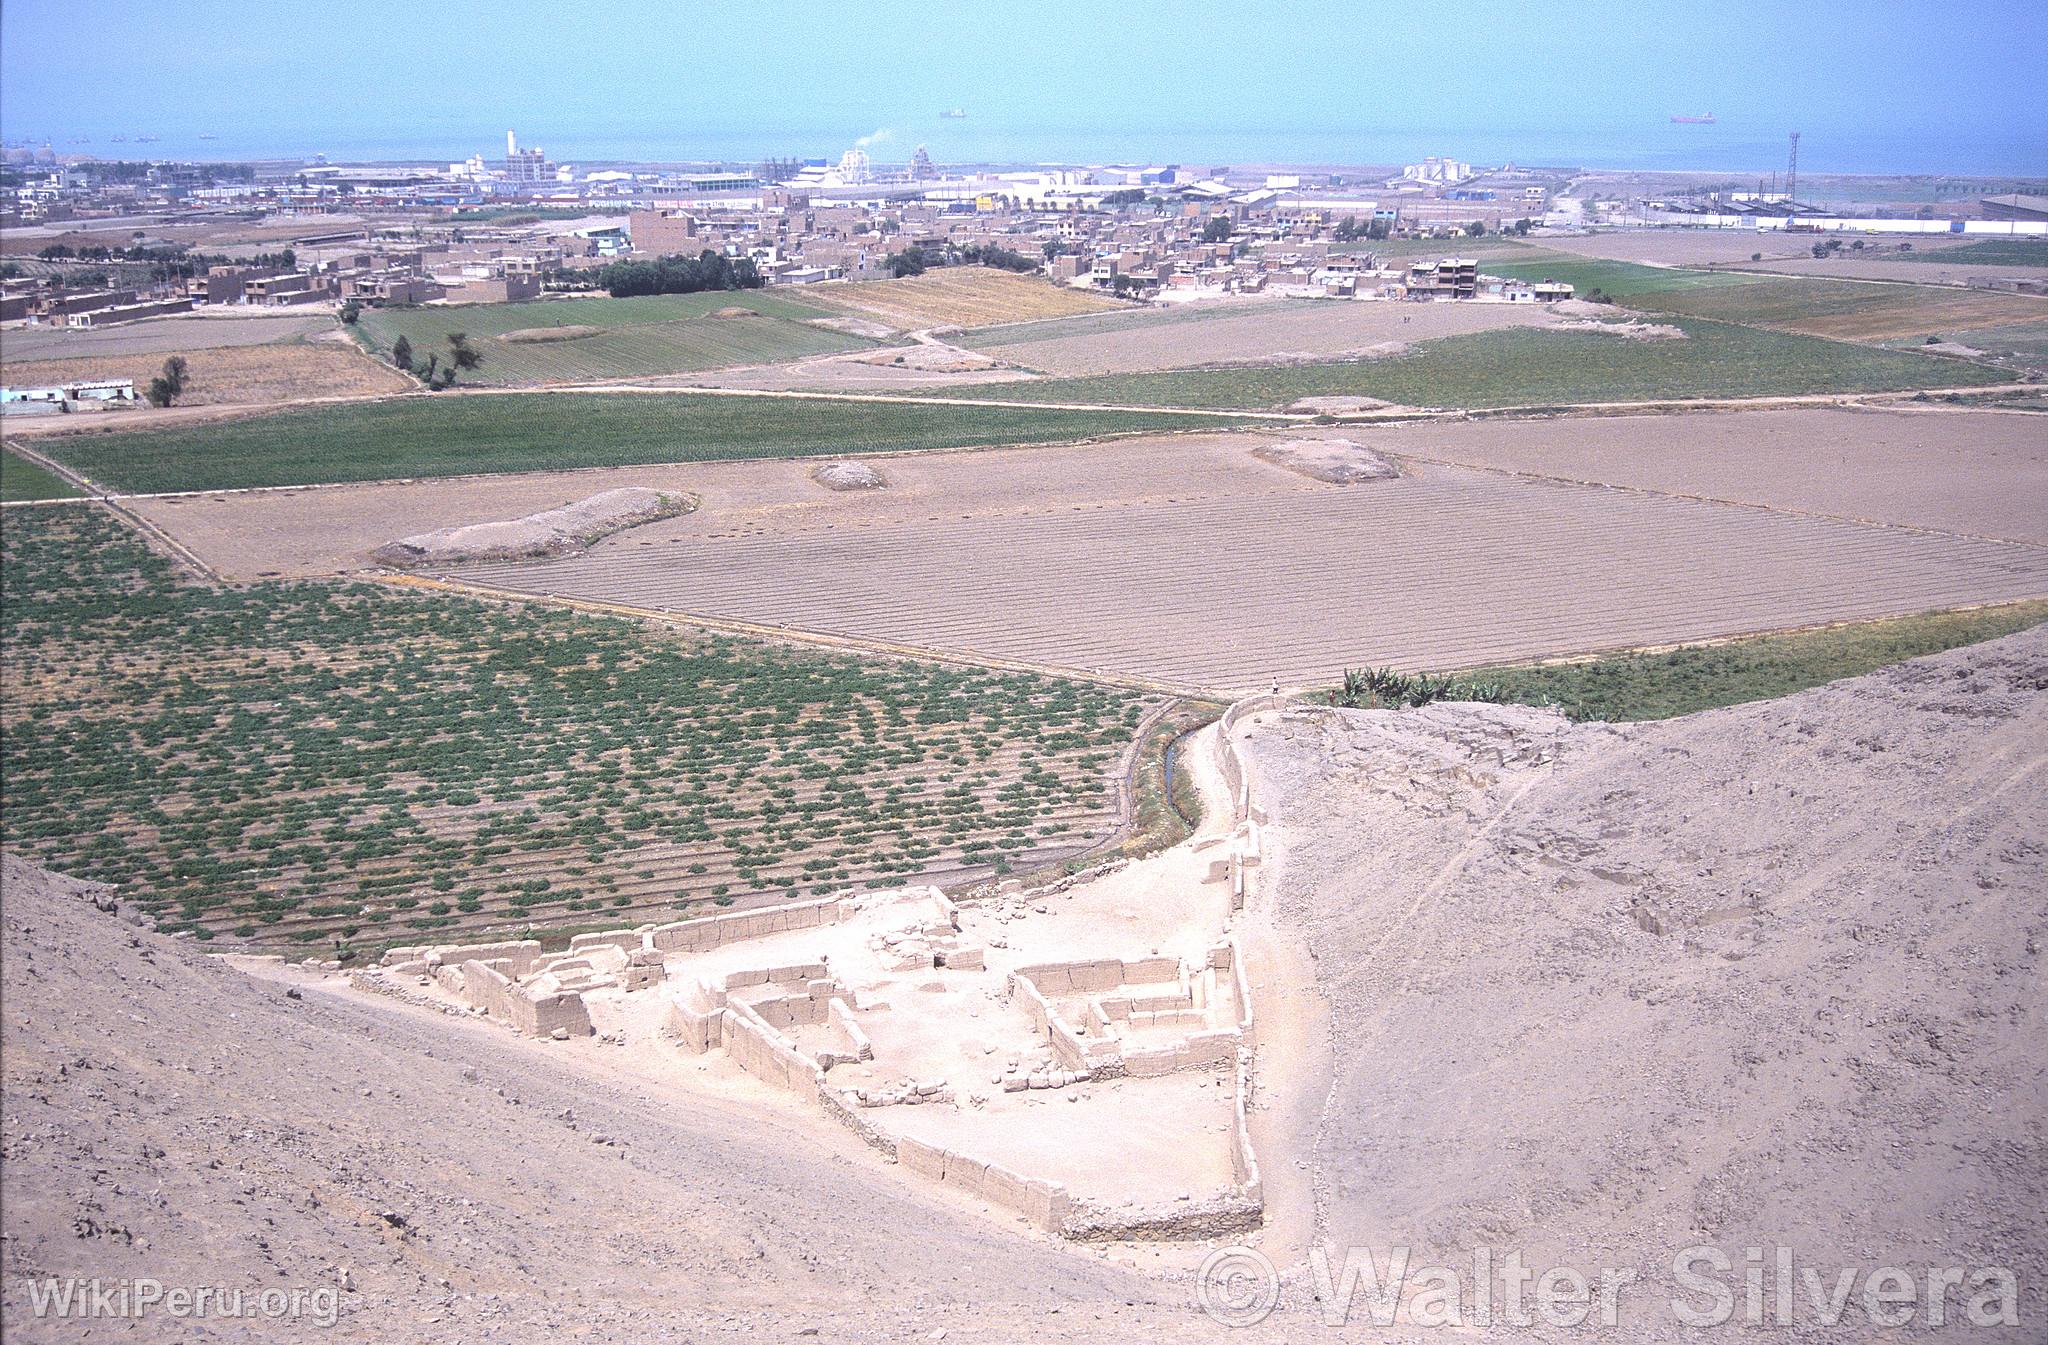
[15,116,2045,178]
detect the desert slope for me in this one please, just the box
[1246,627,2048,1338]
[0,854,1232,1343]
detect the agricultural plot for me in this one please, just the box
[1741,255,2048,287]
[1629,276,2048,341]
[0,312,333,363]
[1464,245,1761,299]
[353,291,872,386]
[972,298,1553,377]
[39,392,1224,494]
[1888,320,2048,374]
[935,318,2005,410]
[1373,406,2048,545]
[1533,232,1818,267]
[0,340,412,406]
[1886,238,2048,267]
[0,507,1151,949]
[1,449,81,502]
[959,301,1308,350]
[810,267,1123,330]
[433,437,2048,693]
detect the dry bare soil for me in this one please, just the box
[1745,254,2048,287]
[1243,626,2048,1339]
[0,340,412,406]
[357,417,2048,693]
[975,299,1554,376]
[0,854,1223,1345]
[130,413,2048,691]
[812,267,1123,330]
[0,312,333,362]
[1373,405,2048,544]
[1535,232,1821,266]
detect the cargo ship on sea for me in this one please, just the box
[1669,113,1716,124]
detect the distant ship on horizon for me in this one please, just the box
[940,108,967,119]
[1669,113,1717,125]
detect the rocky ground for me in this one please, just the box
[0,854,1240,1343]
[1244,626,2047,1338]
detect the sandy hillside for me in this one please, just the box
[0,853,1257,1344]
[1243,628,2048,1339]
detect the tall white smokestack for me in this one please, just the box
[507,130,517,158]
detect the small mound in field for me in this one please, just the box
[1923,340,1987,358]
[1254,438,1400,484]
[498,325,602,344]
[710,306,757,319]
[1548,299,1612,318]
[813,461,886,491]
[1554,318,1687,341]
[807,316,900,340]
[846,345,1000,373]
[373,488,692,567]
[1288,395,1397,415]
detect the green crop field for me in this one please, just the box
[1893,238,2048,266]
[1627,276,2048,340]
[1462,246,1759,299]
[1,449,82,502]
[935,318,2003,411]
[1458,600,2048,722]
[0,507,1153,951]
[353,291,877,385]
[41,393,1226,494]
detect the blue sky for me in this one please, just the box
[5,0,2045,173]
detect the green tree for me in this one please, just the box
[447,332,482,372]
[1201,216,1233,243]
[887,246,927,278]
[160,356,189,395]
[339,300,362,325]
[391,336,414,372]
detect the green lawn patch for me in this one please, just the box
[354,291,868,386]
[1,507,1150,948]
[935,318,2003,411]
[42,393,1227,494]
[1,449,83,502]
[1456,601,2048,722]
[1469,247,1759,300]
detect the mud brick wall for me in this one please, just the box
[648,897,854,954]
[721,1001,825,1105]
[896,1137,1072,1233]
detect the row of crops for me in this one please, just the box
[1,507,1151,955]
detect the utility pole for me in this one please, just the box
[1786,131,1800,210]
